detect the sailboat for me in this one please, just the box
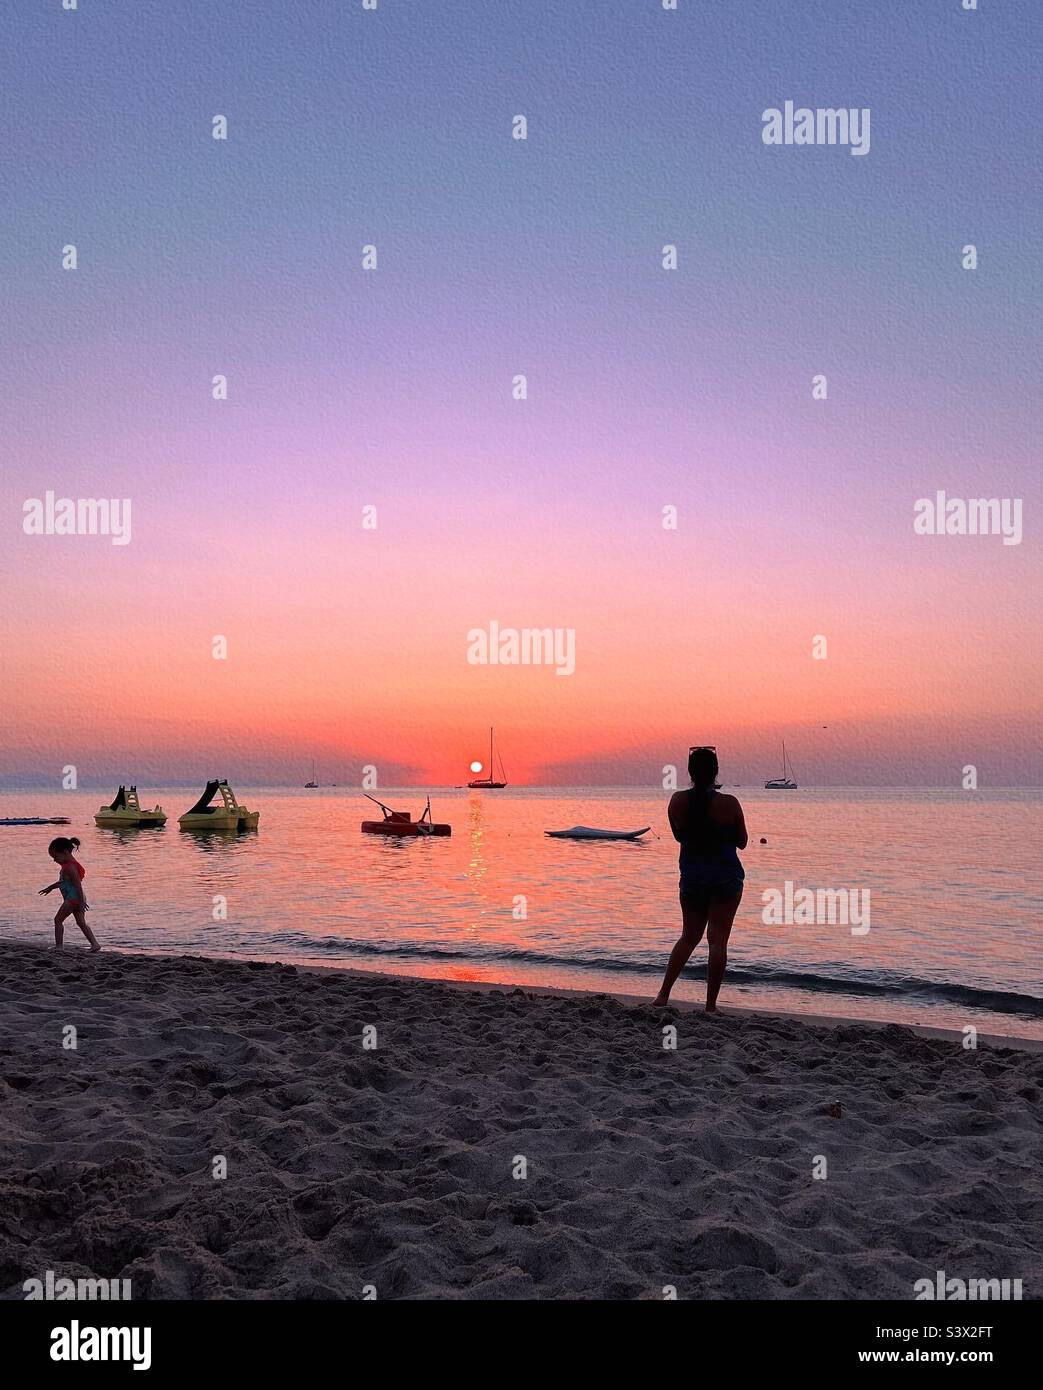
[764,741,798,790]
[468,727,508,789]
[304,760,318,788]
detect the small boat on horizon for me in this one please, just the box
[468,727,508,789]
[95,785,167,828]
[178,780,260,831]
[361,794,451,837]
[304,759,318,788]
[764,741,798,790]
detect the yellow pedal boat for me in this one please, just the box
[95,785,167,828]
[178,780,260,831]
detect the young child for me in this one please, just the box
[39,836,101,952]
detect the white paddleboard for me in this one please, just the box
[545,825,651,841]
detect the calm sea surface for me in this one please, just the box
[2,787,1041,1039]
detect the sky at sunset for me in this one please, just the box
[2,1,1040,787]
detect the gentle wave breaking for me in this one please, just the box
[257,930,1043,1019]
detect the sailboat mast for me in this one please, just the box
[489,727,494,779]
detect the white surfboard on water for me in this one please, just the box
[545,825,651,841]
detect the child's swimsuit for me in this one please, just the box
[59,860,88,909]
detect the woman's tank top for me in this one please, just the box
[677,789,742,874]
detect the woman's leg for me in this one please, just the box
[654,897,708,1004]
[72,907,100,951]
[53,903,72,949]
[705,889,742,1012]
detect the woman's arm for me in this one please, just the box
[667,791,687,844]
[732,800,749,850]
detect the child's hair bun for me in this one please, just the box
[70,837,81,849]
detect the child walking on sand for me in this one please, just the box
[39,837,101,952]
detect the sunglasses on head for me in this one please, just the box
[689,745,717,754]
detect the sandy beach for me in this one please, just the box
[1,941,1040,1301]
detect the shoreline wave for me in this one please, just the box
[253,931,1043,1019]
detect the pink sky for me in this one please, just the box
[4,454,1038,785]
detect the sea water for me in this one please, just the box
[2,786,1040,1039]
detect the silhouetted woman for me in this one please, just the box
[654,746,747,1011]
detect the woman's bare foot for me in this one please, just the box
[705,1005,717,1013]
[88,944,101,953]
[652,993,670,1007]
